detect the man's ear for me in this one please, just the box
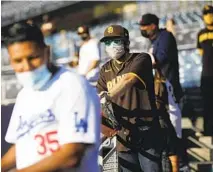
[124,40,130,52]
[150,24,157,30]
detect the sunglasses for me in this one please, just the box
[104,39,123,46]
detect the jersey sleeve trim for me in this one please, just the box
[5,137,16,144]
[128,72,146,89]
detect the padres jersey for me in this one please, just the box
[197,28,213,77]
[97,52,157,151]
[5,67,100,172]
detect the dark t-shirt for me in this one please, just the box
[97,52,157,151]
[197,28,213,77]
[151,29,183,102]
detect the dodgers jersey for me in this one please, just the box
[5,67,101,172]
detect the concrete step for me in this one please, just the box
[199,136,213,149]
[182,117,203,130]
[187,148,211,161]
[182,117,193,129]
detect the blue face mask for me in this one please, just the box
[105,40,125,60]
[15,64,52,90]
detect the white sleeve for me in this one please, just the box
[58,76,101,145]
[5,102,19,144]
[87,40,101,61]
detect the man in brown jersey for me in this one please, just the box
[97,25,164,172]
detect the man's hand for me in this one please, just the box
[197,48,203,57]
[1,145,16,172]
[99,91,121,130]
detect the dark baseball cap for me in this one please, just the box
[77,25,89,35]
[139,13,159,26]
[203,5,213,15]
[100,25,129,42]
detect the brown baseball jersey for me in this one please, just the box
[97,52,157,151]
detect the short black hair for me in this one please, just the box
[3,22,46,47]
[139,13,159,26]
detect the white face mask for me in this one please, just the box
[105,42,125,60]
[15,64,52,90]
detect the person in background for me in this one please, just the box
[77,25,101,86]
[197,5,213,136]
[139,13,183,138]
[41,14,57,37]
[1,23,100,172]
[149,53,179,172]
[139,13,189,172]
[139,13,183,104]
